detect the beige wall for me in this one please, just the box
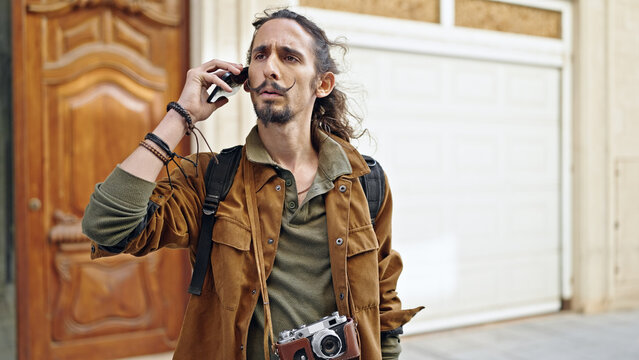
[573,0,639,312]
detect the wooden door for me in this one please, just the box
[12,1,191,359]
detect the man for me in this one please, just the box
[82,8,422,360]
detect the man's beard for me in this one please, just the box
[254,102,293,126]
[246,78,296,126]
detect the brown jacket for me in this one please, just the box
[90,133,423,359]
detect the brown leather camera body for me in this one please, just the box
[276,319,361,360]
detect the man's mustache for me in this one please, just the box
[246,79,296,95]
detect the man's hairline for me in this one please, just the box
[248,17,323,75]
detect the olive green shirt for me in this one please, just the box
[245,128,349,359]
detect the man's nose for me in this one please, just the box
[263,56,280,80]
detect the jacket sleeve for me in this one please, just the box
[83,153,213,259]
[375,173,424,333]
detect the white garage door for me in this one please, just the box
[343,49,563,333]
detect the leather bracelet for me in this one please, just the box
[166,101,194,135]
[139,141,169,164]
[144,133,175,160]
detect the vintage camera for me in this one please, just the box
[276,312,360,360]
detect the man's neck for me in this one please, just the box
[257,119,317,173]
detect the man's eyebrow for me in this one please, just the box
[280,46,304,59]
[251,45,268,54]
[252,44,305,60]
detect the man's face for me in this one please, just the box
[247,18,319,126]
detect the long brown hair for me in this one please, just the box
[246,9,363,145]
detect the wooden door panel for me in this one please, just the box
[14,1,190,359]
[50,243,163,341]
[48,69,163,213]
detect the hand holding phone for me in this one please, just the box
[207,67,249,103]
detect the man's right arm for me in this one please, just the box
[82,59,243,253]
[82,152,213,258]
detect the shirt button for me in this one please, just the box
[340,292,345,300]
[285,179,292,186]
[251,289,257,295]
[240,345,244,350]
[268,238,274,244]
[275,185,281,191]
[288,201,296,209]
[339,185,347,192]
[336,237,344,246]
[91,244,96,253]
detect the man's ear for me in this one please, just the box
[243,81,250,93]
[316,72,335,98]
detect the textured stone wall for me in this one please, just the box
[299,0,440,23]
[456,0,562,38]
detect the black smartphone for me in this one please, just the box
[207,67,249,103]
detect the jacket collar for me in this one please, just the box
[244,126,370,191]
[325,131,370,178]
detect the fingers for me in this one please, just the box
[177,59,242,122]
[187,60,244,92]
[202,72,234,92]
[200,59,243,75]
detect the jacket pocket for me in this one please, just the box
[210,217,252,310]
[346,225,380,312]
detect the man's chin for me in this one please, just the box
[258,115,291,127]
[253,104,292,126]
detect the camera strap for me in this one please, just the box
[243,158,277,358]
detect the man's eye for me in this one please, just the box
[254,54,265,60]
[285,55,298,62]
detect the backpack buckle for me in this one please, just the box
[202,194,220,215]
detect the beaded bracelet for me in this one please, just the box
[139,141,169,164]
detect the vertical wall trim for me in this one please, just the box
[605,0,616,305]
[559,0,573,303]
[441,0,455,27]
[572,0,611,313]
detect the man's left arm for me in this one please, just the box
[374,174,424,358]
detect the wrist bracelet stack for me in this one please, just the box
[139,131,195,189]
[136,101,216,189]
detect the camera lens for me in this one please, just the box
[320,335,340,356]
[311,329,343,359]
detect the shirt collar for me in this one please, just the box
[245,125,352,182]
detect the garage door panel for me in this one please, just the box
[346,48,560,123]
[381,123,558,187]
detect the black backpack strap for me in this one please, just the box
[359,155,386,225]
[188,145,243,295]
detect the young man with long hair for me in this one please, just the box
[83,9,422,359]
